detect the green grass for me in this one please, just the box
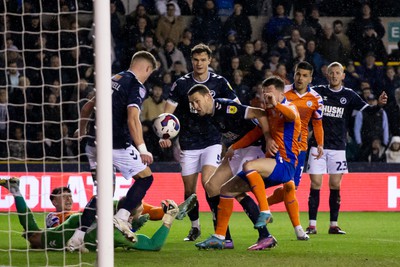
[0,212,399,267]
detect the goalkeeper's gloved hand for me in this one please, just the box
[161,199,179,225]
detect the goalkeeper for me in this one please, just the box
[1,177,184,252]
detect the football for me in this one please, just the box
[153,113,180,139]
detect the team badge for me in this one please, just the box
[306,100,312,107]
[139,87,146,99]
[340,97,347,104]
[227,105,237,114]
[210,90,216,97]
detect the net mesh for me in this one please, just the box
[0,0,96,266]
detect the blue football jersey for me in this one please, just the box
[111,71,147,149]
[168,72,237,150]
[211,99,262,147]
[310,85,368,150]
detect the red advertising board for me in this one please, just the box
[1,172,399,212]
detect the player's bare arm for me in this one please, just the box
[128,106,153,165]
[74,96,95,140]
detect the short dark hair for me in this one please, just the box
[262,76,285,91]
[187,84,210,96]
[50,186,71,201]
[191,43,212,58]
[295,61,314,74]
[131,50,157,70]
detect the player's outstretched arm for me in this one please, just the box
[74,96,95,139]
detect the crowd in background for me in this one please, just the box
[1,0,400,163]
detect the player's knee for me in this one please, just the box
[242,161,253,172]
[204,180,219,197]
[283,181,296,192]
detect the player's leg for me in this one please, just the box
[326,150,347,234]
[142,202,164,220]
[241,158,277,227]
[113,145,153,240]
[306,147,327,234]
[180,148,202,241]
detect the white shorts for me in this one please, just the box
[307,147,348,174]
[229,146,265,175]
[113,145,147,179]
[85,144,97,170]
[180,144,222,176]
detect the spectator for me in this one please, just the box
[127,17,154,56]
[177,28,194,71]
[231,69,251,105]
[171,61,188,81]
[367,137,386,163]
[333,20,351,59]
[385,88,400,137]
[288,43,306,73]
[284,29,306,62]
[191,0,222,44]
[219,30,241,72]
[284,9,314,42]
[161,72,173,100]
[253,39,268,61]
[273,63,291,85]
[0,88,8,158]
[355,52,384,95]
[382,67,400,104]
[222,2,252,46]
[156,0,181,16]
[354,94,389,161]
[61,122,77,160]
[343,61,361,91]
[43,93,61,159]
[347,3,385,54]
[158,39,187,73]
[126,4,154,30]
[222,56,241,83]
[305,39,324,75]
[137,35,159,59]
[305,5,323,39]
[110,0,127,72]
[317,23,344,64]
[386,136,400,163]
[272,37,291,65]
[155,1,185,46]
[243,57,265,89]
[178,0,203,15]
[262,4,292,48]
[353,25,388,62]
[209,57,221,74]
[249,82,266,109]
[360,86,373,102]
[6,61,21,98]
[265,50,281,73]
[9,126,25,160]
[239,41,256,74]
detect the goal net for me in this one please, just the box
[0,1,113,266]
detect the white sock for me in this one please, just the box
[309,220,317,227]
[330,221,338,227]
[213,234,225,240]
[115,208,130,221]
[191,219,200,229]
[72,229,85,241]
[294,225,305,237]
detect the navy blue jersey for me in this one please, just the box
[86,112,96,147]
[310,85,368,150]
[210,99,261,147]
[168,72,237,150]
[111,71,147,149]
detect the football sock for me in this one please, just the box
[186,193,199,221]
[308,188,320,221]
[205,194,232,240]
[239,195,270,238]
[329,189,341,222]
[283,181,300,227]
[121,175,153,214]
[245,170,270,212]
[80,195,97,232]
[267,186,284,205]
[215,196,234,237]
[191,219,200,229]
[14,196,40,232]
[143,202,164,220]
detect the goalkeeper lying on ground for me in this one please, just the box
[0,177,196,252]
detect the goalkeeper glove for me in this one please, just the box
[161,199,179,225]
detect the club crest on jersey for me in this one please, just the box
[227,105,237,114]
[340,97,347,104]
[306,100,312,107]
[139,86,146,98]
[210,90,216,97]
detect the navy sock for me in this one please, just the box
[240,195,270,238]
[122,175,153,212]
[308,189,320,221]
[329,189,341,222]
[80,195,97,232]
[186,193,199,222]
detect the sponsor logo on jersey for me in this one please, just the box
[323,105,344,118]
[227,105,237,114]
[111,81,121,91]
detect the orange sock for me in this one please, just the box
[215,196,234,237]
[267,186,284,205]
[283,181,300,227]
[246,171,269,212]
[142,202,164,220]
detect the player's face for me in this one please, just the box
[188,92,212,116]
[191,52,211,76]
[294,68,312,92]
[327,66,345,89]
[53,192,73,211]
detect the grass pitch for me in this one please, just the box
[0,211,399,267]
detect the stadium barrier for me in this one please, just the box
[1,172,399,212]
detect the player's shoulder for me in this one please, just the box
[308,88,324,102]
